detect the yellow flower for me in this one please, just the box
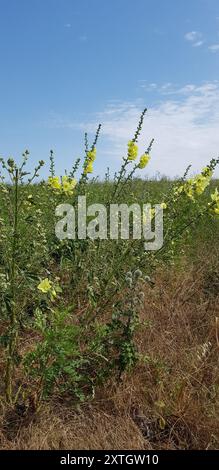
[48,175,77,195]
[210,188,219,215]
[48,176,61,190]
[84,161,93,174]
[178,167,213,201]
[184,185,195,199]
[138,153,151,169]
[62,176,77,195]
[194,174,210,195]
[83,147,97,175]
[87,148,96,162]
[183,172,211,199]
[160,202,167,209]
[127,141,138,161]
[202,167,213,178]
[211,188,219,202]
[174,185,183,196]
[37,278,52,293]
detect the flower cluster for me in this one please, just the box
[175,167,213,200]
[127,140,152,169]
[48,176,77,195]
[48,176,60,190]
[83,148,97,174]
[138,153,151,169]
[127,141,138,161]
[209,188,219,215]
[62,176,77,195]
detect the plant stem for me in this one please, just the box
[5,168,19,403]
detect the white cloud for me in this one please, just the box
[139,82,158,91]
[137,82,216,97]
[160,83,173,90]
[47,82,219,178]
[208,44,219,52]
[185,31,202,42]
[193,40,204,47]
[184,31,204,48]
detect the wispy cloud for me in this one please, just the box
[184,31,204,47]
[185,28,219,52]
[138,82,215,96]
[46,82,219,178]
[208,44,219,52]
[193,40,204,47]
[64,23,71,28]
[139,82,158,91]
[185,31,201,41]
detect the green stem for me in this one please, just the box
[5,168,19,403]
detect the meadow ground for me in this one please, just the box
[0,175,219,450]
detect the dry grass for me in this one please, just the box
[0,256,218,450]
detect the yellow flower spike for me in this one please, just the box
[37,278,52,293]
[211,188,219,202]
[181,169,212,200]
[84,161,93,174]
[127,141,138,161]
[138,153,151,169]
[87,148,97,162]
[209,188,219,216]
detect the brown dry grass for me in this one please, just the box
[0,256,218,450]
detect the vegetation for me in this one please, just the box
[0,111,218,449]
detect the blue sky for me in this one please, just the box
[0,0,219,178]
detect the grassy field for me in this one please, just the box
[0,124,219,449]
